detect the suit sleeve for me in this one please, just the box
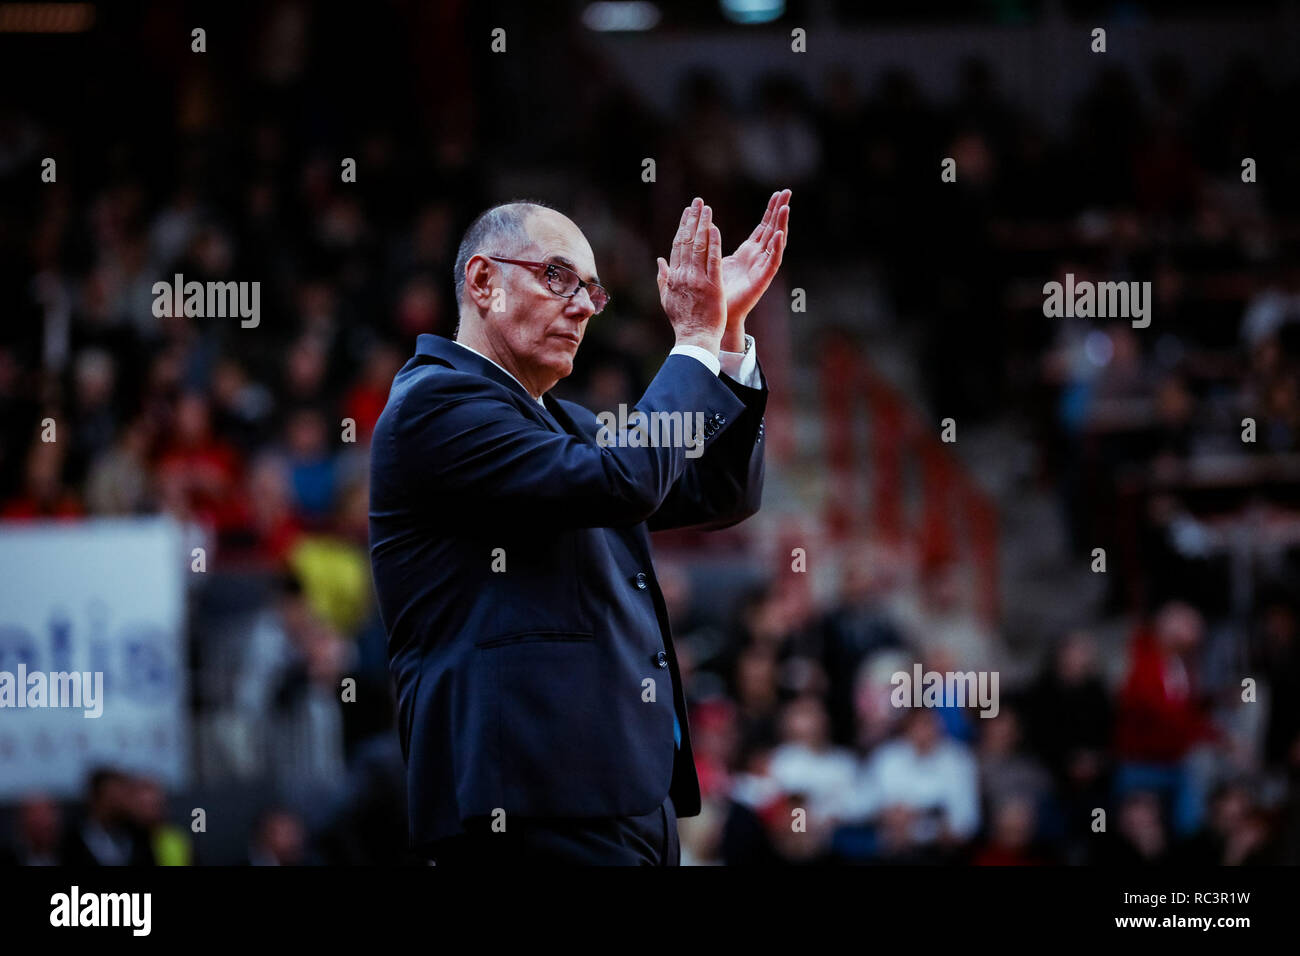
[646,361,768,532]
[393,354,747,531]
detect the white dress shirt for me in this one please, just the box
[668,337,762,390]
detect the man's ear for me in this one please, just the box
[464,255,497,312]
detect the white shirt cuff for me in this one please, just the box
[719,334,760,388]
[669,343,720,376]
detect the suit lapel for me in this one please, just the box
[533,400,568,437]
[542,394,591,443]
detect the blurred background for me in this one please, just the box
[1,0,1299,865]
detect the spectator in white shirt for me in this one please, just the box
[859,708,981,847]
[768,695,860,823]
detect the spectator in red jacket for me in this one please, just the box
[154,392,244,534]
[1,438,84,521]
[341,342,403,445]
[1113,601,1220,836]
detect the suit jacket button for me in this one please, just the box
[635,572,648,590]
[655,651,668,668]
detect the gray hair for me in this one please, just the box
[452,200,557,310]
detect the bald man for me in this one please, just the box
[369,193,789,865]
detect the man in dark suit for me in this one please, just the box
[61,769,156,867]
[369,191,790,864]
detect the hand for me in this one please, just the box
[720,189,790,347]
[657,198,727,354]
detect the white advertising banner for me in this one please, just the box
[0,518,189,799]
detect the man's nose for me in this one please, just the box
[567,286,597,317]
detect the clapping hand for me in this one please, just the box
[719,189,790,350]
[657,198,727,354]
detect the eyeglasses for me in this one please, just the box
[487,256,611,315]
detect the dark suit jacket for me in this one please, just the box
[369,333,767,851]
[61,821,155,866]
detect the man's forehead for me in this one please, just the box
[522,208,597,278]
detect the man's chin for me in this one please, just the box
[544,351,576,379]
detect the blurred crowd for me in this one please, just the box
[668,554,1297,864]
[2,3,1298,864]
[2,767,310,866]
